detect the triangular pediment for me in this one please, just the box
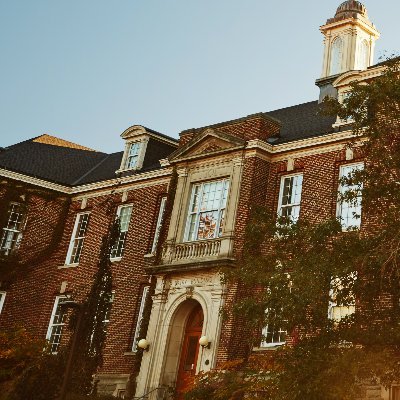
[169,128,246,162]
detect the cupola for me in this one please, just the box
[316,1,380,102]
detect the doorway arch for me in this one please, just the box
[161,299,204,396]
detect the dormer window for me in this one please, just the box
[125,142,142,169]
[117,125,178,174]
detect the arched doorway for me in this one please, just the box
[175,303,203,399]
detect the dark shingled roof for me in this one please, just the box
[0,100,337,187]
[265,100,336,144]
[0,138,109,186]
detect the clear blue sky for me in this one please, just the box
[0,1,399,153]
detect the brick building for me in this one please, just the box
[0,1,396,399]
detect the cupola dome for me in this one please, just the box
[326,0,370,24]
[335,0,367,18]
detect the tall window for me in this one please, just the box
[151,197,166,254]
[330,37,343,75]
[0,291,6,315]
[277,175,303,223]
[260,310,287,348]
[46,296,67,353]
[65,212,90,265]
[358,39,369,70]
[337,163,363,230]
[125,142,141,169]
[328,274,356,322]
[132,286,149,352]
[185,179,230,241]
[0,202,26,256]
[111,205,133,259]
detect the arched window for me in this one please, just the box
[358,39,369,70]
[330,37,343,76]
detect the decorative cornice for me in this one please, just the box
[0,130,365,196]
[0,167,173,197]
[0,169,70,193]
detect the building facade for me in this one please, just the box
[0,1,396,399]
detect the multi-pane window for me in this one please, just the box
[0,291,6,315]
[185,179,230,241]
[277,175,303,223]
[0,202,26,256]
[337,163,363,230]
[111,205,133,259]
[132,286,149,352]
[260,310,287,348]
[151,197,166,254]
[66,213,90,265]
[46,296,67,353]
[125,142,141,169]
[328,274,356,322]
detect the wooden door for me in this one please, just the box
[175,305,203,399]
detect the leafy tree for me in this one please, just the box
[8,215,119,400]
[67,217,120,396]
[186,58,400,400]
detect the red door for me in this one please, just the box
[175,305,203,399]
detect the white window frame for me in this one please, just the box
[260,309,287,348]
[337,162,364,231]
[0,291,6,315]
[0,202,27,256]
[65,212,90,265]
[120,138,149,172]
[46,295,67,354]
[184,179,230,242]
[111,204,133,260]
[151,197,167,254]
[132,286,149,352]
[277,174,303,223]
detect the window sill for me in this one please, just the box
[253,344,285,351]
[58,263,79,269]
[123,351,137,356]
[110,257,122,263]
[144,253,156,259]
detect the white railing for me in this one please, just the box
[163,239,221,263]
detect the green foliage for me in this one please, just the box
[0,327,44,399]
[67,218,119,396]
[203,58,400,400]
[7,350,67,400]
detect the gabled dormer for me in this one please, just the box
[116,125,178,175]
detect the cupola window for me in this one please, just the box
[330,37,343,75]
[358,39,369,70]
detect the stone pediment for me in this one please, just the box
[169,128,246,162]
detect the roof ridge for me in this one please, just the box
[33,134,98,152]
[71,153,113,186]
[265,100,318,114]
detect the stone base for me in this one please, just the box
[95,374,130,398]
